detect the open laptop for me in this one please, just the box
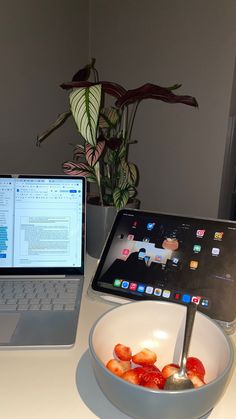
[0,174,85,348]
[90,208,236,333]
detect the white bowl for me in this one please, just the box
[89,300,234,419]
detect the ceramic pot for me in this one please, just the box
[86,198,140,259]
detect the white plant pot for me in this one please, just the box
[86,198,140,259]
[86,203,117,259]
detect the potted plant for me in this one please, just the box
[37,59,198,257]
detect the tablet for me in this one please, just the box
[90,209,236,329]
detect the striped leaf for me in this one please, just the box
[62,161,96,182]
[69,84,102,146]
[73,144,85,161]
[106,148,117,165]
[127,185,137,198]
[85,140,105,166]
[118,142,126,160]
[119,161,138,188]
[113,188,129,209]
[99,107,119,129]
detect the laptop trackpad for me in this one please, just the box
[0,313,20,343]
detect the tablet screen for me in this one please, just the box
[91,209,236,323]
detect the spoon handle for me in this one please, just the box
[179,302,197,374]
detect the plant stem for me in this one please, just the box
[127,102,139,143]
[93,68,99,83]
[94,162,104,206]
[122,106,128,141]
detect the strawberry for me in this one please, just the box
[186,357,206,379]
[142,380,160,390]
[132,348,157,366]
[114,343,132,361]
[106,359,131,377]
[187,371,206,388]
[161,363,180,379]
[140,370,166,390]
[122,368,141,385]
[132,365,160,381]
[122,366,164,388]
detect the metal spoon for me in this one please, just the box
[164,302,197,391]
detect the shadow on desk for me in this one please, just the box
[76,350,131,419]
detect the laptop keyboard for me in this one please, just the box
[0,280,79,312]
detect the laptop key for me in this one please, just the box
[17,304,30,311]
[53,303,64,311]
[41,304,52,310]
[30,304,41,310]
[28,298,41,305]
[6,299,18,304]
[38,298,52,304]
[17,298,30,305]
[64,304,75,311]
[0,304,17,311]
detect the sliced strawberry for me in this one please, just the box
[114,343,132,361]
[187,371,206,388]
[132,365,160,381]
[186,357,206,379]
[138,365,160,373]
[106,359,131,377]
[122,368,141,385]
[140,370,166,389]
[132,348,157,366]
[161,363,180,379]
[142,380,160,390]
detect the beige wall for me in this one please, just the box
[0,0,88,174]
[90,0,236,218]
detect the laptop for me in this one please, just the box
[90,208,236,333]
[0,174,86,348]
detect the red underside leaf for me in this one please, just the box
[61,81,126,99]
[62,161,95,180]
[115,83,198,108]
[73,144,85,161]
[85,140,106,166]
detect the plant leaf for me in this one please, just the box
[71,58,96,82]
[98,82,126,99]
[115,83,198,108]
[127,185,137,198]
[119,161,138,187]
[85,140,105,166]
[105,148,116,165]
[70,85,102,146]
[167,83,182,90]
[118,142,126,160]
[99,107,120,129]
[61,81,126,99]
[106,136,122,150]
[62,161,96,181]
[113,188,129,209]
[101,177,112,190]
[36,111,71,145]
[73,144,85,161]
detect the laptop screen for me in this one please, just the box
[0,175,85,275]
[91,209,236,323]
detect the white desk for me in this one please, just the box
[0,255,235,419]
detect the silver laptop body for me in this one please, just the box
[0,175,86,348]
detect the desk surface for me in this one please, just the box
[0,255,235,419]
